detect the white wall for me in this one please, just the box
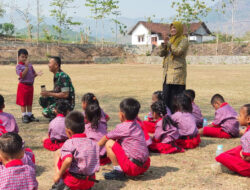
[131,24,151,45]
[202,36,216,42]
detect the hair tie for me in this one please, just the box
[93,97,96,100]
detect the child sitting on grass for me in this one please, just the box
[216,104,250,177]
[199,94,239,138]
[98,98,150,180]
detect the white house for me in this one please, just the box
[128,21,215,46]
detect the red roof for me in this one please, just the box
[128,21,212,37]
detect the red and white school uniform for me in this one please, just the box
[143,106,171,134]
[149,118,184,154]
[16,62,36,106]
[216,126,250,177]
[171,112,201,149]
[106,120,150,177]
[85,121,111,166]
[192,102,204,129]
[0,110,19,133]
[0,160,38,190]
[203,103,239,138]
[43,114,68,151]
[0,122,7,136]
[136,117,152,146]
[58,134,100,190]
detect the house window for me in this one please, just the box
[138,35,144,42]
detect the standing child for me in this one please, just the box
[98,98,150,180]
[172,93,201,149]
[216,104,250,177]
[199,94,239,138]
[143,91,171,133]
[52,111,99,190]
[84,102,111,166]
[0,95,19,133]
[43,100,69,151]
[82,93,110,123]
[184,89,204,128]
[0,133,38,190]
[16,49,42,123]
[149,101,184,154]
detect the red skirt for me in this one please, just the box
[176,134,201,149]
[149,140,185,154]
[203,127,231,139]
[16,83,34,106]
[43,138,65,151]
[100,156,111,166]
[112,142,150,177]
[216,145,250,177]
[142,121,156,133]
[57,158,95,190]
[137,120,152,146]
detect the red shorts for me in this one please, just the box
[216,145,250,177]
[57,158,95,190]
[203,127,231,139]
[16,83,34,106]
[149,140,185,154]
[176,134,201,149]
[100,156,111,166]
[142,121,156,133]
[112,142,150,176]
[43,138,65,151]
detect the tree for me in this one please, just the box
[50,0,81,43]
[0,23,15,36]
[111,10,127,43]
[0,1,5,17]
[36,0,44,44]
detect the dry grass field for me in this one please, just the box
[0,64,250,190]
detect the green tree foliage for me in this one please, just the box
[50,0,81,42]
[0,23,15,36]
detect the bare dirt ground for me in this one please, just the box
[0,64,249,190]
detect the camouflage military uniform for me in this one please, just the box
[39,70,75,118]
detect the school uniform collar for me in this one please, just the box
[0,110,2,113]
[124,120,135,123]
[70,133,86,139]
[56,114,65,117]
[18,62,25,65]
[220,102,228,108]
[246,125,250,133]
[156,118,163,123]
[5,159,23,168]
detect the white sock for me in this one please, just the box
[27,112,32,116]
[22,113,26,116]
[113,165,122,171]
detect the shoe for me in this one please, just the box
[29,114,39,122]
[103,170,127,180]
[22,115,30,123]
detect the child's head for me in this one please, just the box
[211,94,225,110]
[18,49,28,63]
[55,100,70,116]
[172,93,192,113]
[238,104,250,127]
[0,94,4,110]
[81,93,99,110]
[152,91,164,103]
[184,89,195,102]
[85,103,101,129]
[119,98,140,122]
[151,101,166,120]
[65,111,85,138]
[0,133,24,164]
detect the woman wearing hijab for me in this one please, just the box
[160,21,189,112]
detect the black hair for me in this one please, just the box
[153,91,164,101]
[211,94,225,105]
[82,93,99,105]
[55,100,70,116]
[172,93,193,113]
[151,101,177,130]
[120,98,140,120]
[85,103,101,129]
[243,104,250,116]
[184,89,195,102]
[0,133,23,158]
[49,56,61,68]
[18,49,28,57]
[65,111,85,134]
[0,94,4,109]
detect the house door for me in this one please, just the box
[151,37,157,45]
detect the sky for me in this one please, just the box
[2,0,218,19]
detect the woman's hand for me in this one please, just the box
[41,91,50,97]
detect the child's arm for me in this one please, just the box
[54,157,72,183]
[240,150,250,162]
[98,136,109,147]
[21,62,29,79]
